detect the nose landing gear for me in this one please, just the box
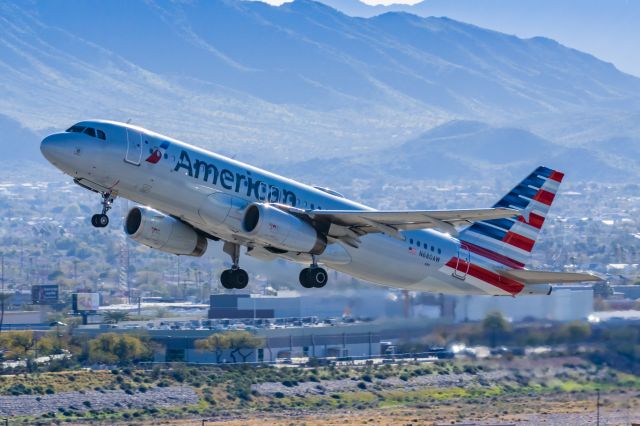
[91,192,116,228]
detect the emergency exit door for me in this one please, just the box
[452,244,470,280]
[125,128,142,165]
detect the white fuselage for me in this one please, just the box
[40,120,523,295]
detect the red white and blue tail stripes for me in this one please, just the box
[437,167,564,296]
[458,166,563,269]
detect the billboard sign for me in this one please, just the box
[72,293,100,312]
[31,285,59,305]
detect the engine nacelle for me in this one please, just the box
[242,203,326,254]
[124,206,208,256]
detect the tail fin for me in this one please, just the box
[459,166,564,268]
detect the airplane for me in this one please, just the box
[40,120,601,295]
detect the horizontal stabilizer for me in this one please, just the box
[497,269,603,284]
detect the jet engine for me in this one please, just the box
[124,206,208,256]
[242,203,326,254]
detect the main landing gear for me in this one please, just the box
[91,192,115,228]
[299,256,328,289]
[220,242,249,290]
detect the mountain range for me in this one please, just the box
[315,0,640,78]
[274,120,637,187]
[0,0,638,182]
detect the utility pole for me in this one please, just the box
[596,389,600,426]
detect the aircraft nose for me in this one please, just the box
[40,133,68,165]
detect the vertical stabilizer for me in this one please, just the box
[459,166,564,268]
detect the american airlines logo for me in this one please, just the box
[146,141,170,164]
[174,150,300,206]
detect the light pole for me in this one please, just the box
[50,321,67,353]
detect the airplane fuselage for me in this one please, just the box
[41,120,550,296]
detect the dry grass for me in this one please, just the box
[110,388,640,426]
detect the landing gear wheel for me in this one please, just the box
[220,242,249,289]
[220,270,233,289]
[233,269,249,289]
[91,214,109,228]
[91,192,116,228]
[299,269,314,289]
[299,267,328,288]
[220,268,249,289]
[309,267,328,288]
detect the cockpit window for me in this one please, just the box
[65,125,107,140]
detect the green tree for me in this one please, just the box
[227,331,264,363]
[0,292,11,333]
[482,312,511,347]
[102,311,131,324]
[87,333,151,365]
[0,331,36,360]
[195,331,264,363]
[564,321,592,343]
[195,332,230,363]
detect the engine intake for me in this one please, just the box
[242,203,326,254]
[124,206,207,256]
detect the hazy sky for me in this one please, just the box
[260,0,422,4]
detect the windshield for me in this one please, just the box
[65,124,106,140]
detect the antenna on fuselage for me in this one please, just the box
[126,118,132,124]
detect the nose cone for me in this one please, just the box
[40,134,69,167]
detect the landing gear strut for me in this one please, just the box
[220,242,249,290]
[91,192,115,228]
[299,256,328,289]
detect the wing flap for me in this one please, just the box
[497,269,602,284]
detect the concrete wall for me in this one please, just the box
[1,309,49,326]
[453,288,594,322]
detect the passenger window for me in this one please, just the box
[97,129,106,140]
[66,126,85,133]
[417,241,420,246]
[431,246,434,251]
[84,127,96,137]
[438,248,441,254]
[409,239,413,244]
[310,204,315,210]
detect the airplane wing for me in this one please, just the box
[278,205,519,245]
[497,269,603,284]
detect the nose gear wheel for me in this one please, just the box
[91,192,116,228]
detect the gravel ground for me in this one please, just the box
[252,370,509,396]
[0,386,199,417]
[517,411,640,425]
